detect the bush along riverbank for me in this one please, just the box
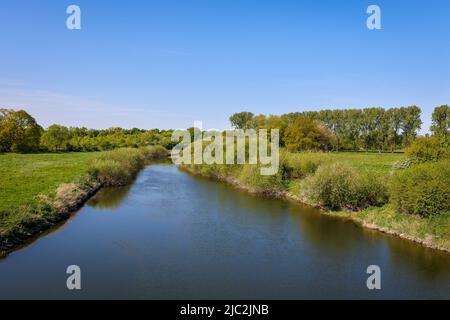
[0,146,169,256]
[180,151,450,253]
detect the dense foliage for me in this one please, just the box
[284,117,335,152]
[303,162,388,210]
[229,112,255,129]
[64,127,175,152]
[0,109,175,153]
[390,161,450,216]
[405,136,450,162]
[0,109,43,153]
[231,106,423,151]
[40,125,71,151]
[430,105,449,137]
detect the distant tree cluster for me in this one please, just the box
[230,106,425,152]
[53,126,176,152]
[0,109,43,153]
[0,109,175,153]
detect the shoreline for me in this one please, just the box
[0,151,170,258]
[180,165,450,254]
[2,158,447,258]
[0,181,102,257]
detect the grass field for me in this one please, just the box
[286,152,404,176]
[327,152,405,175]
[284,152,404,194]
[0,152,100,213]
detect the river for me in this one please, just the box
[0,163,449,299]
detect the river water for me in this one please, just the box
[0,163,449,299]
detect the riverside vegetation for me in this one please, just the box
[181,106,450,252]
[182,151,449,251]
[1,105,449,254]
[0,146,168,255]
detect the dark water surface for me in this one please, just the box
[0,164,449,299]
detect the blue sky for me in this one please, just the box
[0,0,449,132]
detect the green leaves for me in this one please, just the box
[390,161,450,216]
[0,109,42,153]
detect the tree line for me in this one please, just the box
[0,108,175,153]
[230,105,449,152]
[1,105,448,154]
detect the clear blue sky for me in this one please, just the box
[0,0,449,132]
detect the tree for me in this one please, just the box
[431,105,449,137]
[40,125,71,152]
[284,117,336,152]
[0,109,42,152]
[229,112,254,129]
[400,106,422,147]
[248,114,267,129]
[252,115,288,146]
[385,108,402,152]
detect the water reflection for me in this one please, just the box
[386,237,450,278]
[87,186,132,209]
[0,164,448,299]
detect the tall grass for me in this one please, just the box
[88,148,145,186]
[88,146,168,186]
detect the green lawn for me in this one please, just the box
[284,151,404,178]
[0,152,100,212]
[327,152,405,175]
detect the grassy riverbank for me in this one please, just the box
[181,151,450,252]
[0,146,168,255]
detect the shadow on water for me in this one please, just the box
[87,186,132,209]
[285,200,450,279]
[1,163,449,299]
[385,237,450,278]
[87,159,173,210]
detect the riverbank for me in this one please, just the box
[0,146,169,257]
[180,162,450,253]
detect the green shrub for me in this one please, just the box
[390,160,450,216]
[303,162,388,210]
[405,136,450,163]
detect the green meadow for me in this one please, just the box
[0,152,100,213]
